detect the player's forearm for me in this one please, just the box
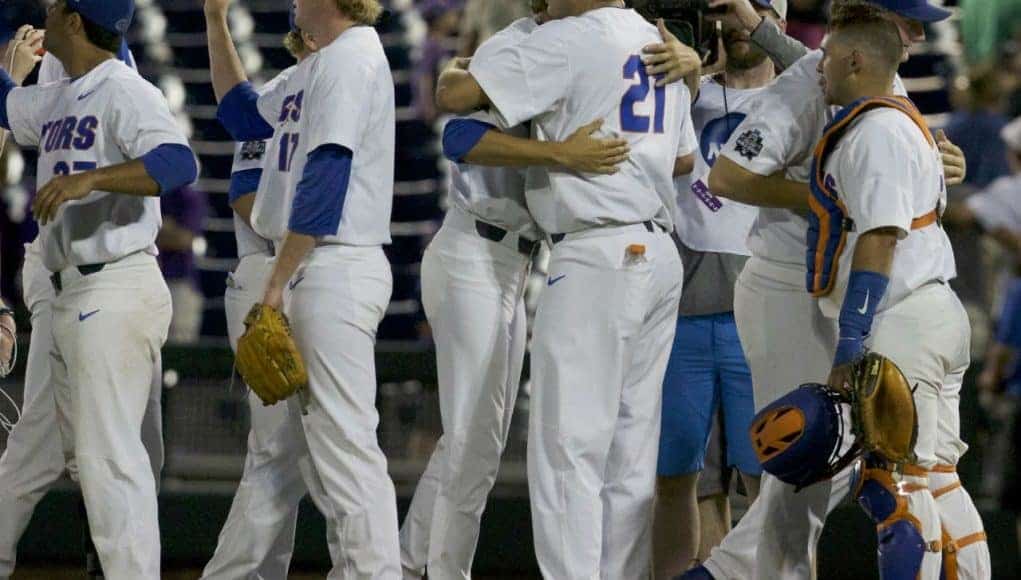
[205,5,248,103]
[463,130,568,168]
[262,233,316,309]
[230,191,256,227]
[674,154,695,177]
[749,17,809,71]
[708,155,810,210]
[435,68,488,115]
[833,229,898,366]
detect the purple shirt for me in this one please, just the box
[158,185,206,284]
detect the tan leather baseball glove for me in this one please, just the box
[235,304,308,405]
[849,352,919,466]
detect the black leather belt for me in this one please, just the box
[549,220,657,245]
[50,263,106,294]
[474,221,539,257]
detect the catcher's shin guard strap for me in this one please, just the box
[856,467,938,580]
[941,529,989,580]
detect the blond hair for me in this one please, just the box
[284,31,307,58]
[335,0,384,26]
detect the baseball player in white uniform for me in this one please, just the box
[683,2,988,579]
[808,11,987,577]
[210,0,401,575]
[0,13,170,580]
[0,0,197,577]
[434,2,698,577]
[200,17,315,579]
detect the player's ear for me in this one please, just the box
[848,48,864,76]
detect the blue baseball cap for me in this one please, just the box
[869,0,952,23]
[0,0,46,44]
[65,0,135,35]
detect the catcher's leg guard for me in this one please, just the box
[930,465,990,580]
[854,462,941,579]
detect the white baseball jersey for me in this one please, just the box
[250,27,395,246]
[818,108,955,317]
[966,174,1021,233]
[230,140,273,258]
[674,77,762,255]
[7,59,190,272]
[470,7,697,235]
[721,50,907,267]
[449,17,539,239]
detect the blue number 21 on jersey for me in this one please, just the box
[620,54,665,134]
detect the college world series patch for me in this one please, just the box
[241,140,267,161]
[735,129,764,160]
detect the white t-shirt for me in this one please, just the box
[674,77,762,255]
[470,7,697,235]
[966,174,1021,233]
[251,27,395,246]
[720,50,908,274]
[818,108,955,318]
[7,59,191,272]
[448,17,539,239]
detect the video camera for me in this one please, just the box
[629,0,723,65]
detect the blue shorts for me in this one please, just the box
[657,312,762,477]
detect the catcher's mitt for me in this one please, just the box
[235,304,308,405]
[848,352,919,466]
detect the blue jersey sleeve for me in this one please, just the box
[229,168,263,204]
[142,144,199,194]
[217,82,274,141]
[0,69,16,131]
[442,118,495,163]
[997,278,1021,348]
[288,144,353,237]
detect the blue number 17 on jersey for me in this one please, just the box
[620,54,666,134]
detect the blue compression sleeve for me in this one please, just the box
[0,69,16,130]
[142,144,199,194]
[288,144,353,237]
[217,82,274,141]
[996,278,1021,348]
[229,168,262,204]
[442,118,495,162]
[834,270,889,366]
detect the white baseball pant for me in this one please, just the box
[0,246,164,580]
[283,244,401,579]
[400,208,532,580]
[201,252,308,580]
[528,225,682,580]
[47,252,171,580]
[868,284,990,579]
[705,256,843,580]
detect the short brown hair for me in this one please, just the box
[828,4,903,70]
[335,0,383,26]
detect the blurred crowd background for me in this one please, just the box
[1,0,1021,576]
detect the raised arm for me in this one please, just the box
[710,0,809,71]
[204,0,248,103]
[445,118,630,175]
[708,154,811,210]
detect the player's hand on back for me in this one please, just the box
[0,305,14,378]
[936,130,967,186]
[2,25,44,85]
[553,119,630,175]
[642,20,702,88]
[32,172,98,226]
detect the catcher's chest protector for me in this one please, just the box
[806,96,937,297]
